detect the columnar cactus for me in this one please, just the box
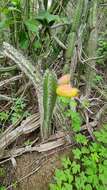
[42,69,57,140]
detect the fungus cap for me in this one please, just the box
[56,84,79,98]
[58,74,70,85]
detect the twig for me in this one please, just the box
[81,56,104,63]
[51,23,69,29]
[84,110,95,140]
[6,165,41,190]
[95,104,107,121]
[53,36,67,50]
[0,74,23,88]
[0,65,17,73]
[0,95,15,102]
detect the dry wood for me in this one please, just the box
[0,95,15,101]
[0,113,40,157]
[0,74,23,88]
[0,131,67,160]
[0,120,98,161]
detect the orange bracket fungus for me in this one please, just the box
[56,84,79,98]
[58,74,70,85]
[57,74,79,98]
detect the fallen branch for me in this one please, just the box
[0,119,98,161]
[0,113,40,157]
[3,134,65,159]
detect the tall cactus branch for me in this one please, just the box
[42,70,57,140]
[65,0,84,85]
[85,0,98,95]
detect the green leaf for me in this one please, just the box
[99,164,105,174]
[0,18,13,29]
[99,173,107,185]
[50,183,60,190]
[81,147,90,154]
[59,96,70,107]
[75,172,87,189]
[0,111,9,122]
[70,99,77,110]
[55,169,66,184]
[61,157,71,169]
[36,11,59,25]
[19,31,29,49]
[71,161,80,174]
[91,152,99,162]
[63,183,72,190]
[96,185,106,190]
[33,40,41,50]
[64,169,73,183]
[8,6,21,12]
[89,142,101,153]
[70,111,82,132]
[76,134,88,145]
[0,21,6,29]
[86,166,97,175]
[72,148,82,159]
[82,156,97,173]
[94,129,107,143]
[85,184,92,190]
[25,19,39,36]
[99,146,107,158]
[0,187,6,190]
[87,175,99,187]
[93,74,103,84]
[20,39,29,49]
[103,160,107,166]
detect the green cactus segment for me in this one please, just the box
[72,0,84,32]
[66,0,84,60]
[85,0,98,95]
[42,70,57,139]
[66,32,76,59]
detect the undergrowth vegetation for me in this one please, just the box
[50,97,107,190]
[0,97,30,128]
[50,124,107,190]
